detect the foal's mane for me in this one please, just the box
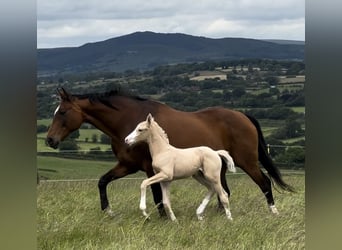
[73,89,147,110]
[152,121,169,144]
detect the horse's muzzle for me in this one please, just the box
[46,137,59,149]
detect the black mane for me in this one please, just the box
[73,89,147,110]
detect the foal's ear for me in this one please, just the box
[57,87,71,101]
[146,113,154,125]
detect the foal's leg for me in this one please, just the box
[140,172,169,219]
[160,182,177,221]
[217,162,230,210]
[193,172,215,220]
[212,181,233,220]
[145,165,166,217]
[196,189,215,220]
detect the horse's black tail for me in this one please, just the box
[245,114,295,192]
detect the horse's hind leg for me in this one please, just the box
[245,166,279,214]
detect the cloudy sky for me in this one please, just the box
[37,0,305,48]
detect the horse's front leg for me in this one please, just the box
[98,163,138,216]
[140,172,169,219]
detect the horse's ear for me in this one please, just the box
[57,87,71,101]
[146,113,153,125]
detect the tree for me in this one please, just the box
[100,133,111,144]
[37,124,48,133]
[275,147,305,168]
[284,119,304,138]
[265,76,279,86]
[232,87,246,98]
[69,130,80,139]
[59,138,78,151]
[92,134,98,143]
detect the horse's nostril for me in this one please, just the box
[46,137,53,145]
[46,137,58,148]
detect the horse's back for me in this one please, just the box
[155,105,258,167]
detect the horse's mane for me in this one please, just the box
[152,121,169,144]
[73,89,147,110]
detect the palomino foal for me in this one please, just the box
[125,114,236,221]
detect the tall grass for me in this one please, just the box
[37,174,304,249]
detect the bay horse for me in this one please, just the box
[125,114,236,221]
[46,87,293,216]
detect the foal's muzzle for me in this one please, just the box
[46,137,59,149]
[124,137,134,146]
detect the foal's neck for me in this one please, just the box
[147,124,170,157]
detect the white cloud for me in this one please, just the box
[37,0,305,48]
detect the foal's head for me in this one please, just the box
[125,113,169,146]
[125,114,153,146]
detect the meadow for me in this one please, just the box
[37,157,304,249]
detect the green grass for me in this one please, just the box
[290,106,305,113]
[38,156,116,180]
[37,168,304,249]
[38,119,52,127]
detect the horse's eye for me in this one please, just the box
[59,110,66,115]
[138,129,144,132]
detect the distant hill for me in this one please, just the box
[262,39,305,45]
[37,31,304,76]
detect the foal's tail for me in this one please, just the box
[217,150,236,173]
[244,114,294,192]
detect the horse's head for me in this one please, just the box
[125,113,154,146]
[46,88,85,149]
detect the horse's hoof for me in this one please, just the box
[104,207,115,217]
[269,205,279,215]
[158,209,167,217]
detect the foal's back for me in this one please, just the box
[168,146,221,179]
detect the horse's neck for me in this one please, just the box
[147,124,171,157]
[82,102,125,140]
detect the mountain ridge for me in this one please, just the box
[38,31,304,75]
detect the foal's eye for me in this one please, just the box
[138,129,144,132]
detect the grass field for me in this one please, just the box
[38,156,116,180]
[37,157,305,249]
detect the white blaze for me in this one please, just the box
[54,105,60,116]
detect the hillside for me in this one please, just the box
[37,31,304,76]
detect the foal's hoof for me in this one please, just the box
[143,215,151,221]
[142,210,151,221]
[197,214,205,221]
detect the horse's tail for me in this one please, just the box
[217,150,236,173]
[244,114,295,192]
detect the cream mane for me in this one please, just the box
[151,120,169,144]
